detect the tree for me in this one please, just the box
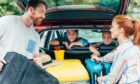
[0,0,21,16]
[127,0,140,18]
[0,0,139,18]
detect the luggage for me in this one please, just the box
[0,52,59,84]
[85,59,111,84]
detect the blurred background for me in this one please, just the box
[0,0,139,18]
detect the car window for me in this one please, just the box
[50,30,65,40]
[50,29,103,43]
[48,29,102,46]
[40,31,49,47]
[45,0,120,12]
[51,31,58,39]
[40,29,108,50]
[79,30,102,43]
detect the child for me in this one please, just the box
[50,29,89,49]
[86,31,116,84]
[90,31,117,57]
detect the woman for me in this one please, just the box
[92,15,140,84]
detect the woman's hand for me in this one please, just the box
[97,76,102,84]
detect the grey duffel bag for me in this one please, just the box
[0,52,59,84]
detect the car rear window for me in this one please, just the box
[40,29,103,46]
[46,0,120,12]
[78,30,102,43]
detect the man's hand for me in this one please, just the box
[0,59,7,71]
[33,54,43,68]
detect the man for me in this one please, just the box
[0,0,47,71]
[50,29,89,49]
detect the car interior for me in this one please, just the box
[39,25,118,83]
[39,26,112,64]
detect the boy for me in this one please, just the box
[50,29,89,49]
[90,31,116,57]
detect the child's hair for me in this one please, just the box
[102,31,111,38]
[66,30,78,34]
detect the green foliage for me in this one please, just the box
[127,0,140,18]
[45,0,119,10]
[0,0,21,16]
[0,0,139,18]
[98,0,119,10]
[45,0,140,19]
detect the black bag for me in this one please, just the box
[0,52,59,84]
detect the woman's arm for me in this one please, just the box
[99,56,127,83]
[99,47,139,84]
[100,49,116,62]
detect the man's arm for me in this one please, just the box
[0,16,9,71]
[33,34,42,67]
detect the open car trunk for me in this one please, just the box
[16,0,130,26]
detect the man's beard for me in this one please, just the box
[33,18,42,25]
[32,16,42,26]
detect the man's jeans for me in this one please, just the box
[0,52,59,84]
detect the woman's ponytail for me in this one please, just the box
[133,19,140,46]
